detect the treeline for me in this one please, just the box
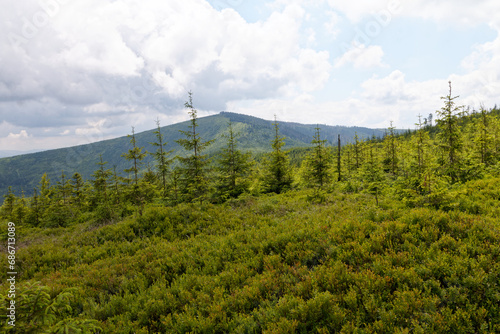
[2,84,500,227]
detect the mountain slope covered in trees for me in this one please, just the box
[0,112,386,197]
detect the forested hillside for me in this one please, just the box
[1,86,500,333]
[0,111,386,198]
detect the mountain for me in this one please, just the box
[0,112,387,197]
[0,149,43,158]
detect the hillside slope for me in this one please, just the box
[1,180,499,332]
[0,112,386,197]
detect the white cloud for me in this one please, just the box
[7,130,30,139]
[335,44,387,69]
[0,0,333,150]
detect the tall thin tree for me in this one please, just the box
[262,116,292,194]
[436,81,463,183]
[176,91,214,203]
[150,118,174,196]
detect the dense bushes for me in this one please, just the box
[1,182,499,332]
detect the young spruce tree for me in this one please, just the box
[91,154,112,221]
[122,127,148,213]
[215,121,253,201]
[150,118,174,197]
[301,126,332,188]
[436,81,463,183]
[176,91,214,203]
[261,116,292,194]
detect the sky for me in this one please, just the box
[1,0,500,154]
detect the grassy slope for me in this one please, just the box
[1,178,499,333]
[0,112,387,197]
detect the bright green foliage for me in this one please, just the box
[473,107,494,166]
[361,145,385,205]
[0,282,101,333]
[383,121,398,176]
[3,179,500,333]
[176,92,214,203]
[408,115,437,195]
[261,117,293,194]
[301,126,332,188]
[38,173,52,210]
[215,121,253,201]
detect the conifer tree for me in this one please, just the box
[122,127,148,187]
[91,155,113,221]
[13,191,29,225]
[69,172,85,208]
[1,186,16,219]
[301,126,332,188]
[176,91,214,203]
[474,107,493,165]
[261,116,292,194]
[108,165,124,205]
[30,188,41,226]
[361,145,384,206]
[215,121,253,200]
[56,170,71,205]
[92,155,111,202]
[38,173,52,217]
[353,132,362,170]
[383,121,398,176]
[436,81,463,182]
[150,118,174,197]
[415,115,425,179]
[122,127,149,213]
[337,134,342,181]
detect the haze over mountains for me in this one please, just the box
[0,112,389,197]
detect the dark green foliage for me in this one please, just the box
[122,127,148,187]
[0,187,15,219]
[90,155,113,223]
[176,92,214,203]
[215,121,253,201]
[261,117,293,194]
[69,172,86,208]
[150,118,174,197]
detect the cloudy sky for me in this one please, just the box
[1,0,499,153]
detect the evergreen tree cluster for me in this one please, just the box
[2,86,500,226]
